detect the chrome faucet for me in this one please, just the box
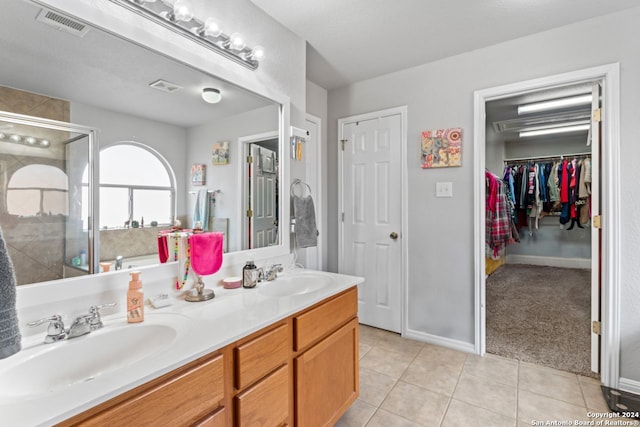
[261,264,284,281]
[115,255,123,270]
[27,314,67,343]
[28,302,117,344]
[67,314,93,339]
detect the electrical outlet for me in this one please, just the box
[436,182,453,198]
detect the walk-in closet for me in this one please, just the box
[484,81,600,377]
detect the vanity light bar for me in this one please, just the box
[111,0,264,70]
[0,132,50,148]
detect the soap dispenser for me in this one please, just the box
[127,271,144,323]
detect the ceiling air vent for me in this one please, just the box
[36,8,90,37]
[149,79,184,94]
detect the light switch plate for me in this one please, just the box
[436,182,453,198]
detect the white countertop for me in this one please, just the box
[0,269,363,427]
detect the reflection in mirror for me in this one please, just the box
[0,111,95,285]
[0,0,283,285]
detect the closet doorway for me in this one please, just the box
[473,64,621,387]
[485,81,598,377]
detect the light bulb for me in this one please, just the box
[173,0,194,22]
[0,132,5,139]
[40,139,50,147]
[249,45,265,60]
[202,17,222,37]
[25,136,37,145]
[9,134,21,143]
[230,33,246,51]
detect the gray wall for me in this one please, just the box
[305,80,329,269]
[327,7,640,382]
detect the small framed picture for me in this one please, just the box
[212,141,230,165]
[190,163,206,185]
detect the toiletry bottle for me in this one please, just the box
[127,271,144,323]
[242,260,258,288]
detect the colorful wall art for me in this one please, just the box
[190,163,206,185]
[212,141,230,165]
[421,128,462,168]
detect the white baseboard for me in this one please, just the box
[619,377,640,395]
[403,328,476,354]
[506,254,591,269]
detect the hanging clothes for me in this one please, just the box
[486,170,518,257]
[504,154,591,232]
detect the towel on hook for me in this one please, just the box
[192,189,210,230]
[293,194,318,248]
[189,232,224,276]
[0,225,21,359]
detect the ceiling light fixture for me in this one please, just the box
[115,0,265,70]
[201,88,222,104]
[519,124,590,138]
[518,94,592,115]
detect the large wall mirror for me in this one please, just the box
[0,0,287,285]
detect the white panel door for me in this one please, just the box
[340,113,402,333]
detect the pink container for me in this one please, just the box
[222,276,242,289]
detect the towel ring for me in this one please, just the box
[291,179,312,198]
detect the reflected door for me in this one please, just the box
[249,145,277,249]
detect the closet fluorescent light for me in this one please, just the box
[518,94,592,114]
[519,124,590,138]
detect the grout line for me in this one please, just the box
[437,352,468,427]
[515,360,520,425]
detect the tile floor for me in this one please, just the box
[336,325,630,427]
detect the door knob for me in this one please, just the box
[390,232,398,240]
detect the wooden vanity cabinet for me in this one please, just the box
[58,352,226,427]
[232,322,290,426]
[59,286,358,427]
[293,288,359,427]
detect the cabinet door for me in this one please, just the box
[295,318,359,427]
[235,364,289,427]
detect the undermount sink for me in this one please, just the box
[258,272,333,297]
[0,313,189,402]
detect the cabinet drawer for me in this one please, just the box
[78,354,224,427]
[234,323,289,389]
[294,287,357,351]
[195,407,227,427]
[235,364,289,427]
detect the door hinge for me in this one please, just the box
[593,215,601,229]
[246,209,253,218]
[592,320,601,335]
[340,139,347,151]
[593,108,602,122]
[341,212,345,222]
[247,155,253,164]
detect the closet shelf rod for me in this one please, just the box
[503,151,591,163]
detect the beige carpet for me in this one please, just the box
[486,264,595,377]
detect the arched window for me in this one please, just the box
[82,143,175,229]
[7,164,68,216]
